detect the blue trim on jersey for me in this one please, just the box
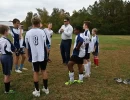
[85,30,88,36]
[3,37,15,52]
[10,27,20,49]
[72,34,84,56]
[28,43,32,62]
[95,36,99,53]
[44,43,48,60]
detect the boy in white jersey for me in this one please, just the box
[91,28,99,68]
[44,23,53,62]
[83,21,92,78]
[65,26,85,85]
[0,25,15,93]
[25,17,49,97]
[10,18,27,73]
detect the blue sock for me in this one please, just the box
[15,65,19,70]
[20,64,24,70]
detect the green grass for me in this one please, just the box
[0,34,130,100]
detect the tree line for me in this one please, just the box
[22,0,130,35]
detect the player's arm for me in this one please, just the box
[25,35,29,58]
[75,36,84,50]
[63,26,73,37]
[19,26,23,39]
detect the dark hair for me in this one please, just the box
[74,26,83,32]
[0,25,9,35]
[31,17,41,25]
[13,18,20,24]
[64,18,70,21]
[84,21,91,28]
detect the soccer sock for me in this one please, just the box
[34,82,39,91]
[15,65,19,70]
[69,72,74,82]
[94,57,96,65]
[79,73,83,81]
[84,64,89,75]
[20,64,24,70]
[4,82,10,92]
[88,61,91,74]
[43,79,48,89]
[95,58,99,66]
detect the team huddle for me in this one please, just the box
[0,16,99,97]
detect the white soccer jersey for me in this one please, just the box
[10,27,24,48]
[25,28,47,62]
[72,33,86,58]
[0,37,13,55]
[83,29,92,53]
[44,28,53,45]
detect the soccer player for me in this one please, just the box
[83,21,92,78]
[59,18,73,65]
[25,17,49,97]
[0,25,15,93]
[10,18,27,73]
[65,26,85,85]
[44,23,53,62]
[91,28,99,68]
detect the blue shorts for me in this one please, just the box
[0,55,13,75]
[15,48,25,56]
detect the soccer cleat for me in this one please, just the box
[95,66,99,68]
[114,78,123,83]
[42,87,49,95]
[75,80,83,84]
[5,90,15,94]
[65,80,76,85]
[123,79,130,84]
[83,74,90,78]
[32,89,40,97]
[22,68,28,71]
[15,69,22,73]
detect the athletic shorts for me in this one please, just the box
[32,60,47,72]
[0,55,13,75]
[70,55,84,64]
[92,52,98,56]
[15,48,25,56]
[84,53,90,60]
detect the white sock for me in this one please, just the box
[88,61,91,74]
[84,64,90,75]
[79,74,83,81]
[69,72,74,82]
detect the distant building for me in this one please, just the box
[0,21,13,27]
[0,21,13,33]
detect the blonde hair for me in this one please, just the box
[31,17,41,25]
[92,28,98,33]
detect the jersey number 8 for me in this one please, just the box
[33,36,38,45]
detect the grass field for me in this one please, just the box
[0,34,130,100]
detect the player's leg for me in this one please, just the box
[19,48,27,70]
[64,40,72,64]
[83,53,90,78]
[14,49,22,73]
[77,64,84,83]
[65,61,75,85]
[60,41,66,64]
[94,56,99,68]
[32,62,40,97]
[1,55,14,93]
[40,60,49,95]
[47,45,52,63]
